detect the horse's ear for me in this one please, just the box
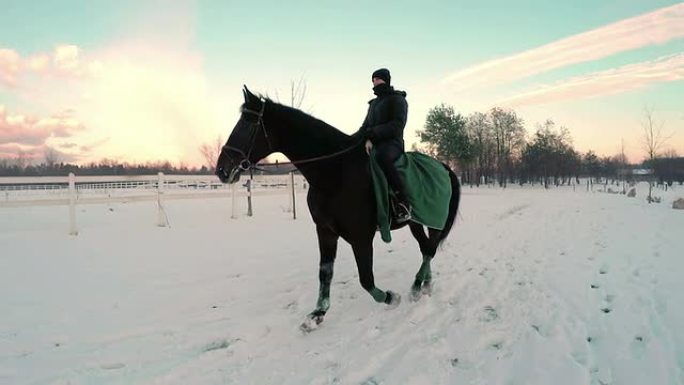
[243,85,256,102]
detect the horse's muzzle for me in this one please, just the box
[216,166,240,184]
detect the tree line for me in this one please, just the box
[417,104,682,187]
[0,157,211,177]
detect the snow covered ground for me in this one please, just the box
[1,182,683,385]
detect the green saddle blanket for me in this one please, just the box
[370,150,452,243]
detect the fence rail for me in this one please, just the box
[0,173,307,234]
[0,173,306,203]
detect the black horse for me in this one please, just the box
[216,86,461,332]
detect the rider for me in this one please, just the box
[357,68,411,221]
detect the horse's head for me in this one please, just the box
[216,86,274,183]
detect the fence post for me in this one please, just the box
[291,171,297,220]
[246,179,253,216]
[286,173,293,213]
[68,172,78,236]
[230,180,237,219]
[157,172,167,227]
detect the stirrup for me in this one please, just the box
[395,202,412,223]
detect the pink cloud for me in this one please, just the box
[0,143,24,158]
[0,105,85,146]
[497,54,684,107]
[0,143,80,163]
[54,45,80,72]
[445,3,684,90]
[0,48,21,86]
[0,143,43,162]
[0,44,102,88]
[1,9,229,166]
[1,40,220,166]
[25,54,50,72]
[78,138,109,153]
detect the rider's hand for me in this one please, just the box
[365,140,373,155]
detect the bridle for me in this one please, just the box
[220,101,271,181]
[219,98,365,180]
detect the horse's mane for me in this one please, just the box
[261,97,354,145]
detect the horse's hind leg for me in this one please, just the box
[409,223,441,301]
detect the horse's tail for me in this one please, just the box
[439,164,461,246]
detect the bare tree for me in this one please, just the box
[640,107,672,203]
[199,135,224,170]
[274,76,308,109]
[14,149,29,170]
[641,106,669,161]
[289,76,307,109]
[466,112,493,186]
[267,76,309,164]
[44,146,60,167]
[617,138,628,166]
[611,138,629,182]
[663,148,678,159]
[489,107,525,187]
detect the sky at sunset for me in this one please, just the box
[1,0,683,167]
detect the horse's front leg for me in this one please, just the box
[300,225,338,333]
[352,242,401,308]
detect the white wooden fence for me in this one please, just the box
[0,173,307,235]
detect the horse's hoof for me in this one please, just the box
[421,281,433,296]
[385,290,401,309]
[299,313,324,333]
[410,285,423,302]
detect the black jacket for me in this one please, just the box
[356,83,408,147]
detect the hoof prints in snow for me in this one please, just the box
[497,204,529,220]
[202,338,235,353]
[100,362,126,370]
[284,301,298,312]
[480,306,499,322]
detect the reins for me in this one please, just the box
[221,100,364,173]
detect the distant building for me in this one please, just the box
[632,168,653,176]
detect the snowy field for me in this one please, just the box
[1,182,683,385]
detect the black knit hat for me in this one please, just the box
[372,68,391,85]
